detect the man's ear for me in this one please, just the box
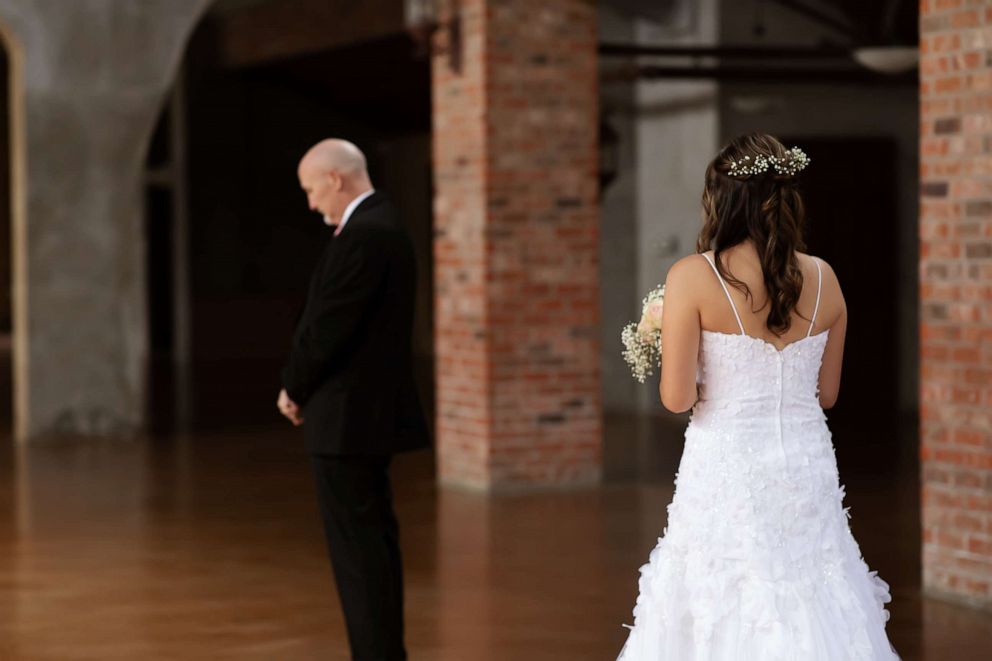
[326,170,343,191]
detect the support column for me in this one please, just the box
[432,0,602,490]
[919,0,992,607]
[0,1,212,440]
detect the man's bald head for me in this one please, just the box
[297,138,373,225]
[299,139,370,183]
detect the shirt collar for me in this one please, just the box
[337,189,376,234]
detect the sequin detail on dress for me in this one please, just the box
[616,254,899,660]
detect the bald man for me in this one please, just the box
[279,138,430,660]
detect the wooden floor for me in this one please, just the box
[0,417,989,660]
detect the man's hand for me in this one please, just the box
[278,388,304,426]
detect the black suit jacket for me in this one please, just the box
[282,191,431,456]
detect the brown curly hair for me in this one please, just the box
[696,133,811,337]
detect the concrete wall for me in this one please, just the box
[597,0,720,416]
[0,0,212,439]
[597,4,639,415]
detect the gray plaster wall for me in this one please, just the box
[0,0,212,439]
[632,2,720,419]
[597,0,720,416]
[597,4,639,415]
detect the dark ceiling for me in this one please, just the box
[770,0,918,45]
[195,0,917,131]
[246,34,432,134]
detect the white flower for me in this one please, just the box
[621,283,666,383]
[727,145,811,178]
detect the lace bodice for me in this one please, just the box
[692,253,828,426]
[696,329,829,421]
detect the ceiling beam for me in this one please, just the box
[599,43,852,59]
[601,63,915,85]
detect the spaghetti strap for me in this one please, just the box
[807,257,823,337]
[701,253,746,335]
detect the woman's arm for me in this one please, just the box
[659,256,702,413]
[817,259,847,410]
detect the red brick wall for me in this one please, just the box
[919,0,992,606]
[432,0,602,490]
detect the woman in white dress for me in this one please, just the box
[617,133,899,660]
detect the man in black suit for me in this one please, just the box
[278,138,430,660]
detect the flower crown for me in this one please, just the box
[726,146,811,177]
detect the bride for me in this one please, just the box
[617,133,899,660]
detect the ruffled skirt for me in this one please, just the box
[616,420,900,660]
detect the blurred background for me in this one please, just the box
[0,0,988,659]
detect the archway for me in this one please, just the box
[144,0,436,434]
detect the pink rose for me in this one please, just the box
[644,299,664,330]
[636,317,653,340]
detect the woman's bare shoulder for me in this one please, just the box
[800,252,845,314]
[666,252,710,283]
[799,252,839,285]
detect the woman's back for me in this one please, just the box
[661,241,847,411]
[697,243,836,346]
[691,248,831,431]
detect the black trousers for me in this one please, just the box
[310,454,406,661]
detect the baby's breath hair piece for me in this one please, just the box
[727,146,810,178]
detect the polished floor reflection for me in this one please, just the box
[0,416,989,660]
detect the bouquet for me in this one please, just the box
[621,283,665,383]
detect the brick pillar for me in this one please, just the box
[919,0,992,606]
[431,0,602,490]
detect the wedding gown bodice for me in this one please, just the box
[694,250,825,413]
[695,328,829,423]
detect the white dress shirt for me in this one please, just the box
[334,188,376,236]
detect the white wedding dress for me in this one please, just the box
[617,253,899,660]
